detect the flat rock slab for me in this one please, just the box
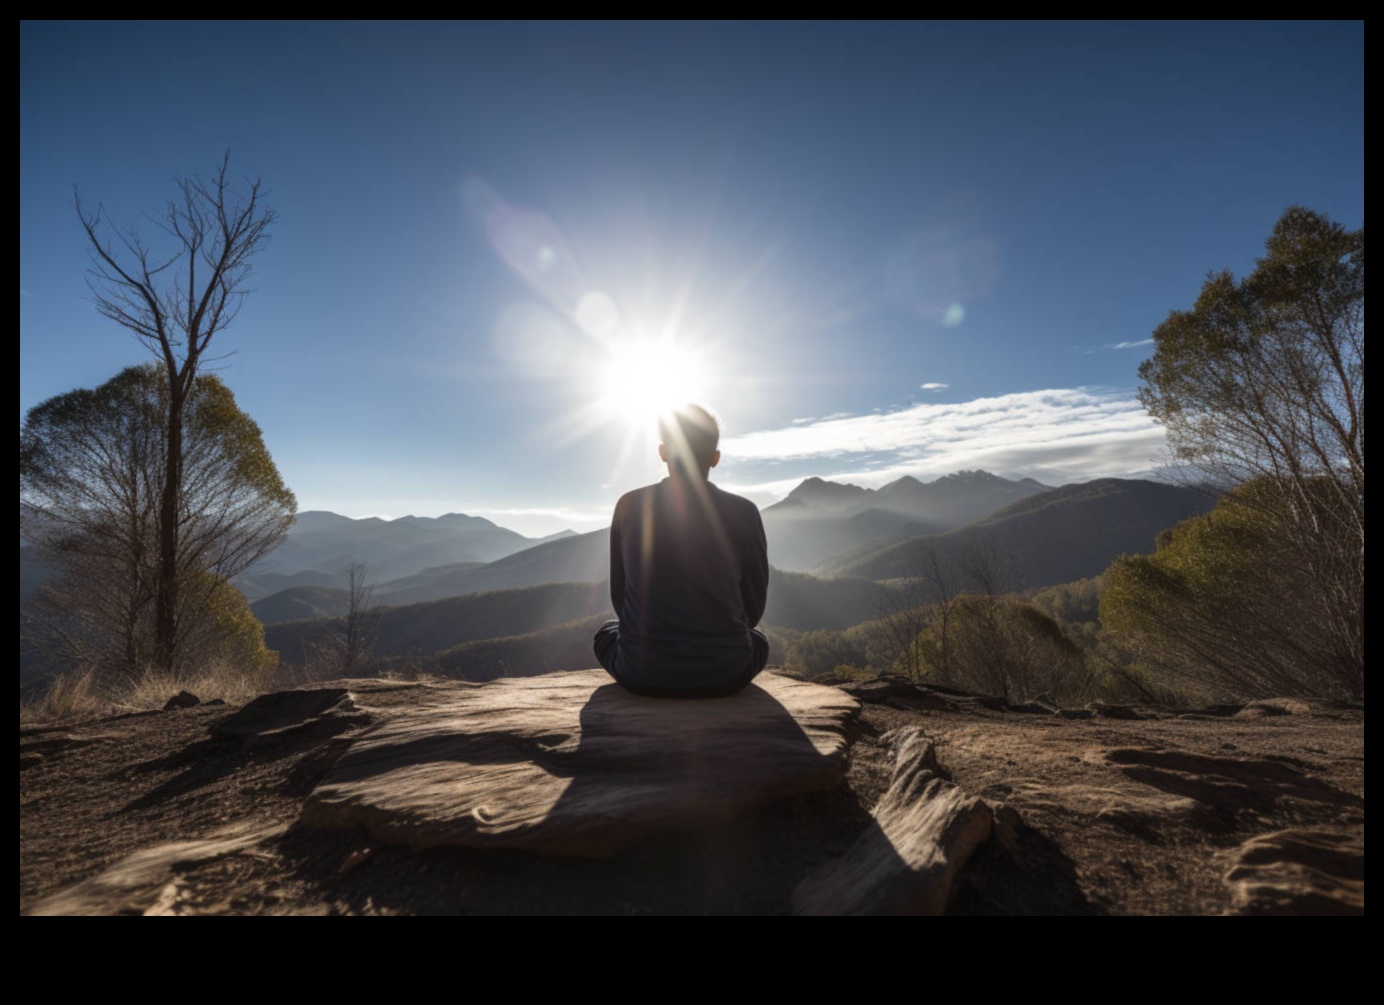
[300,669,860,857]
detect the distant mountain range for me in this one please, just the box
[236,511,573,600]
[818,478,1215,587]
[263,581,613,664]
[762,471,1048,571]
[21,471,1217,685]
[240,471,1047,601]
[243,471,1210,633]
[258,569,898,677]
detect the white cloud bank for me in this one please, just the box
[719,387,1168,500]
[919,382,950,391]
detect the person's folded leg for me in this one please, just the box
[592,622,772,699]
[592,619,621,682]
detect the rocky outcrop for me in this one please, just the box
[300,669,860,856]
[163,690,200,710]
[792,727,993,915]
[27,824,287,916]
[1223,830,1364,915]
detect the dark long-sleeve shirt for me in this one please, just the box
[608,476,769,688]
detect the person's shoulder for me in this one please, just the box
[614,482,659,515]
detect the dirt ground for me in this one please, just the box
[19,677,1364,915]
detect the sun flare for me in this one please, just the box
[597,340,710,425]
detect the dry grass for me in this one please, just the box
[19,654,464,726]
[20,659,269,725]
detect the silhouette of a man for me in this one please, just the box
[593,403,770,698]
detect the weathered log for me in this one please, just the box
[792,726,993,915]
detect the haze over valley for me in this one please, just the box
[231,470,1214,674]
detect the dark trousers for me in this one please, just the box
[592,619,770,698]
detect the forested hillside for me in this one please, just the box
[819,479,1214,588]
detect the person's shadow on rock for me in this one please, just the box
[537,681,845,857]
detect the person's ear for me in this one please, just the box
[709,449,721,469]
[658,443,668,463]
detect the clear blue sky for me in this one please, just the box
[20,21,1364,536]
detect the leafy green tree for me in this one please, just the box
[1138,206,1363,689]
[75,154,275,669]
[785,628,871,679]
[170,566,279,680]
[21,364,294,679]
[1102,480,1360,701]
[907,595,1088,703]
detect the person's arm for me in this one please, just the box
[741,505,769,628]
[608,498,625,619]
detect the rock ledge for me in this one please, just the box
[301,669,860,856]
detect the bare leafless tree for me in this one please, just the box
[874,540,955,679]
[951,531,1019,598]
[300,564,381,679]
[873,531,1015,681]
[335,563,381,675]
[76,153,276,671]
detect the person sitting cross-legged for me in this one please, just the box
[593,403,770,698]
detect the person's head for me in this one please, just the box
[658,403,722,478]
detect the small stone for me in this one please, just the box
[163,690,200,710]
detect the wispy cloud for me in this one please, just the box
[1106,338,1155,350]
[919,382,949,391]
[718,388,1167,500]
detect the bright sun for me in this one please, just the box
[597,340,710,424]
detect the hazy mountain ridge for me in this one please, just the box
[376,529,612,604]
[238,510,568,597]
[256,565,895,668]
[820,478,1217,588]
[264,581,614,664]
[763,470,1049,571]
[250,585,348,624]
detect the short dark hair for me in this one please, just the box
[659,403,721,473]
